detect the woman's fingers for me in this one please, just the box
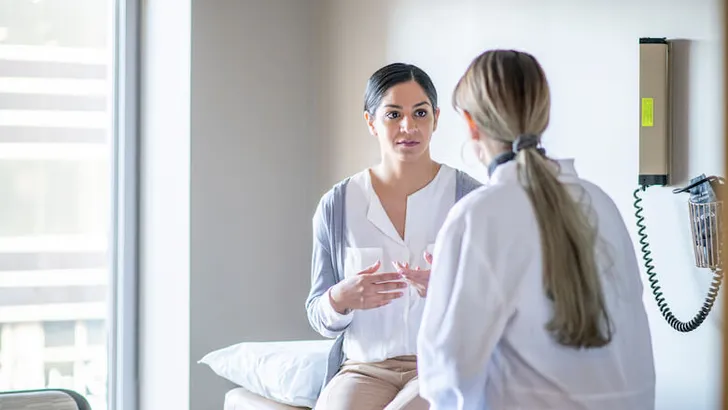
[392,261,405,272]
[358,260,381,274]
[356,260,432,308]
[400,269,428,281]
[369,272,403,283]
[381,291,403,300]
[372,280,407,292]
[363,291,403,309]
[424,251,434,265]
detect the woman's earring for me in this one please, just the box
[460,139,484,167]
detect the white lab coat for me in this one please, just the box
[417,159,656,410]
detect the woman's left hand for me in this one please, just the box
[393,252,434,298]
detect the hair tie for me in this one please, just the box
[513,134,543,154]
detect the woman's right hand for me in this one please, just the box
[329,260,406,314]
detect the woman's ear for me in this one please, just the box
[364,111,377,136]
[432,107,441,132]
[462,110,480,142]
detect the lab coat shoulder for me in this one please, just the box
[567,178,635,250]
[432,180,534,308]
[442,180,525,230]
[431,180,520,305]
[566,176,623,218]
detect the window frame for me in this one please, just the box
[108,1,140,410]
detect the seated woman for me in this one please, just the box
[305,63,481,410]
[417,49,656,410]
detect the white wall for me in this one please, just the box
[321,0,724,408]
[188,1,325,410]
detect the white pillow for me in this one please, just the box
[199,339,334,408]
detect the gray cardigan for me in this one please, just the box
[305,169,482,394]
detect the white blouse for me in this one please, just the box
[418,159,656,410]
[318,164,457,363]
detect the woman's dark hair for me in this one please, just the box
[363,63,438,116]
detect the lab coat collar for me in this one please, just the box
[487,151,516,177]
[489,158,579,185]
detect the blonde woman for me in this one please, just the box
[417,50,656,409]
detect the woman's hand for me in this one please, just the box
[393,252,433,298]
[329,260,406,314]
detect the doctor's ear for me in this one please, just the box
[462,110,480,142]
[364,111,377,136]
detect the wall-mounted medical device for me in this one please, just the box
[638,37,671,187]
[634,37,724,332]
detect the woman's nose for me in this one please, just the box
[400,116,417,133]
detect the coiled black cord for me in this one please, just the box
[633,187,724,332]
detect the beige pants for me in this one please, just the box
[315,355,429,410]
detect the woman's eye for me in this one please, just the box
[385,111,401,119]
[415,110,428,118]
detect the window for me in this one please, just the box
[43,321,76,348]
[0,1,137,410]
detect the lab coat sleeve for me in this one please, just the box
[305,196,353,338]
[417,214,510,410]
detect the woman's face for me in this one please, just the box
[365,81,439,163]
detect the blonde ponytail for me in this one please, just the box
[518,148,612,347]
[454,50,612,348]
